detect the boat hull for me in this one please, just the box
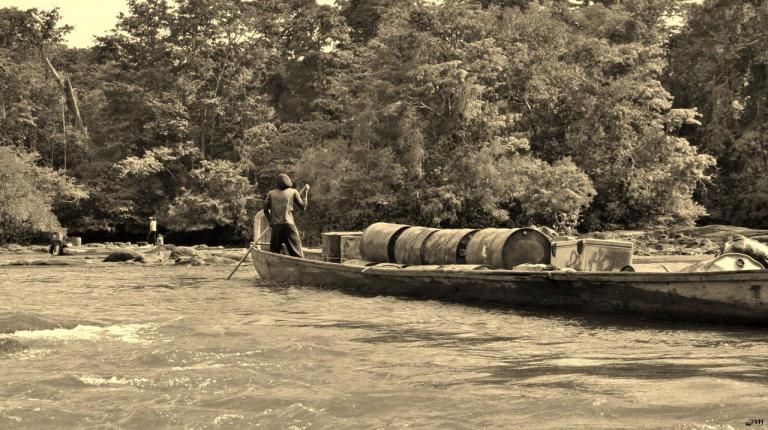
[253,249,768,326]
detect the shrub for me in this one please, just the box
[0,147,87,243]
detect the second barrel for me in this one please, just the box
[359,222,411,263]
[394,226,439,265]
[421,229,478,265]
[465,228,551,269]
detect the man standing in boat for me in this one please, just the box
[263,173,309,258]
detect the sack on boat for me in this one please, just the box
[512,263,557,272]
[720,235,768,266]
[534,226,559,238]
[681,253,764,272]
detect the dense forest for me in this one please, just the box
[0,0,765,244]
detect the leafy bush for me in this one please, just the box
[0,147,87,243]
[111,145,258,238]
[166,159,259,236]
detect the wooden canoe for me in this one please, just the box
[253,248,768,326]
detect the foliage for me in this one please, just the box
[108,144,257,235]
[294,0,708,235]
[166,159,259,234]
[0,7,89,170]
[477,1,714,229]
[0,0,740,243]
[0,147,87,243]
[665,0,768,227]
[294,139,406,233]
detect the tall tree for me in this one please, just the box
[0,7,85,132]
[294,0,712,234]
[0,147,87,243]
[666,0,768,226]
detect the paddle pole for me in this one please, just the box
[227,227,270,280]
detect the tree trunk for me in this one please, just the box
[64,77,84,131]
[42,52,86,132]
[62,108,67,172]
[200,106,208,156]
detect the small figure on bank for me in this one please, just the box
[49,231,67,256]
[147,216,158,245]
[263,173,309,258]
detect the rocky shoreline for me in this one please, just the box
[2,224,767,268]
[581,224,768,256]
[0,243,252,267]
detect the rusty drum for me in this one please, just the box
[393,226,439,265]
[421,229,479,265]
[463,228,507,266]
[465,228,551,269]
[359,223,411,263]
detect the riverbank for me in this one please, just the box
[0,243,252,267]
[2,224,767,267]
[579,224,768,256]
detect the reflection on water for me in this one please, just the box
[2,263,768,429]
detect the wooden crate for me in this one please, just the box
[551,239,633,272]
[322,231,362,262]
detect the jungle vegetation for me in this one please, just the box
[0,0,764,243]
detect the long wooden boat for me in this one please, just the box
[253,248,768,327]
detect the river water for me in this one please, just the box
[2,262,768,429]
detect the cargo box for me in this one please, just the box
[551,239,633,272]
[341,234,363,262]
[322,231,362,262]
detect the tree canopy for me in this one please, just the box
[0,0,756,243]
[666,0,768,227]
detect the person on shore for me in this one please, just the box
[263,173,309,258]
[147,216,158,245]
[48,231,67,256]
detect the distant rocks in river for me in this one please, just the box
[0,244,51,254]
[103,251,141,262]
[204,255,239,265]
[96,245,248,266]
[174,256,206,266]
[8,259,88,266]
[0,338,27,353]
[0,243,251,267]
[168,246,200,259]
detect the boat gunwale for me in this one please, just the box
[253,249,768,283]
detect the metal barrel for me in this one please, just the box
[393,226,439,265]
[465,228,551,269]
[464,228,507,267]
[421,229,478,265]
[359,223,411,263]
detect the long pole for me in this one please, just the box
[227,227,270,280]
[62,108,67,172]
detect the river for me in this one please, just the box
[2,262,768,429]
